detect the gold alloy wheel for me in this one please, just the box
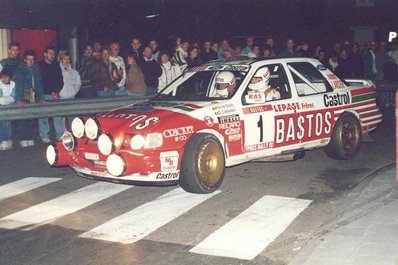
[197,141,224,186]
[339,118,360,155]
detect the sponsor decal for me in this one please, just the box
[317,64,327,71]
[156,171,179,180]
[84,152,100,161]
[217,114,240,123]
[224,65,250,72]
[245,142,274,152]
[326,74,345,89]
[212,103,236,115]
[218,121,240,129]
[160,151,179,171]
[323,92,350,107]
[225,128,240,135]
[301,102,315,109]
[99,113,159,130]
[274,110,333,146]
[245,92,266,104]
[228,134,242,142]
[163,126,194,138]
[204,116,214,127]
[273,102,301,112]
[242,104,273,114]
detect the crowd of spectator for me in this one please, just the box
[1,35,398,151]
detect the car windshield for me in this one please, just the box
[154,64,250,101]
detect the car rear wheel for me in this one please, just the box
[324,112,362,160]
[179,134,225,194]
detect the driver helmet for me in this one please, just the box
[248,67,270,92]
[215,71,236,97]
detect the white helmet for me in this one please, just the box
[215,71,236,97]
[248,67,270,91]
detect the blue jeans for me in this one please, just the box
[0,121,12,141]
[39,94,64,140]
[97,89,115,97]
[114,86,127,96]
[16,119,33,141]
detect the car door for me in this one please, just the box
[242,63,292,156]
[275,61,335,149]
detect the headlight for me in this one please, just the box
[130,134,145,150]
[62,131,75,151]
[85,118,100,140]
[129,133,163,150]
[71,117,85,138]
[46,144,58,166]
[106,154,125,176]
[98,133,114,155]
[144,133,163,148]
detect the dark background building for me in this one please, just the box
[0,0,397,59]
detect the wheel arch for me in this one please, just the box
[188,128,228,157]
[335,109,362,131]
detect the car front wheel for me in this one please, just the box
[324,112,362,160]
[179,134,225,193]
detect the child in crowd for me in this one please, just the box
[0,68,16,150]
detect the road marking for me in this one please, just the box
[0,177,62,202]
[0,182,131,230]
[190,195,312,260]
[79,187,220,243]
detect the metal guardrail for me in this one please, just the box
[0,96,152,122]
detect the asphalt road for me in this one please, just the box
[0,108,394,265]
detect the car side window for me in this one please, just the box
[287,62,333,96]
[242,64,291,105]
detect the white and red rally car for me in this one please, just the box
[47,57,382,193]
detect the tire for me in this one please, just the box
[324,112,362,160]
[179,134,225,193]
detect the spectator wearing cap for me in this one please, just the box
[0,68,16,150]
[14,50,46,148]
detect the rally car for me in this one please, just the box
[46,57,382,194]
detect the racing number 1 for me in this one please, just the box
[257,115,264,142]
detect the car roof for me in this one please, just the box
[206,56,321,67]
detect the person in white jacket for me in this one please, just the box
[158,52,182,91]
[59,51,81,129]
[0,68,16,150]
